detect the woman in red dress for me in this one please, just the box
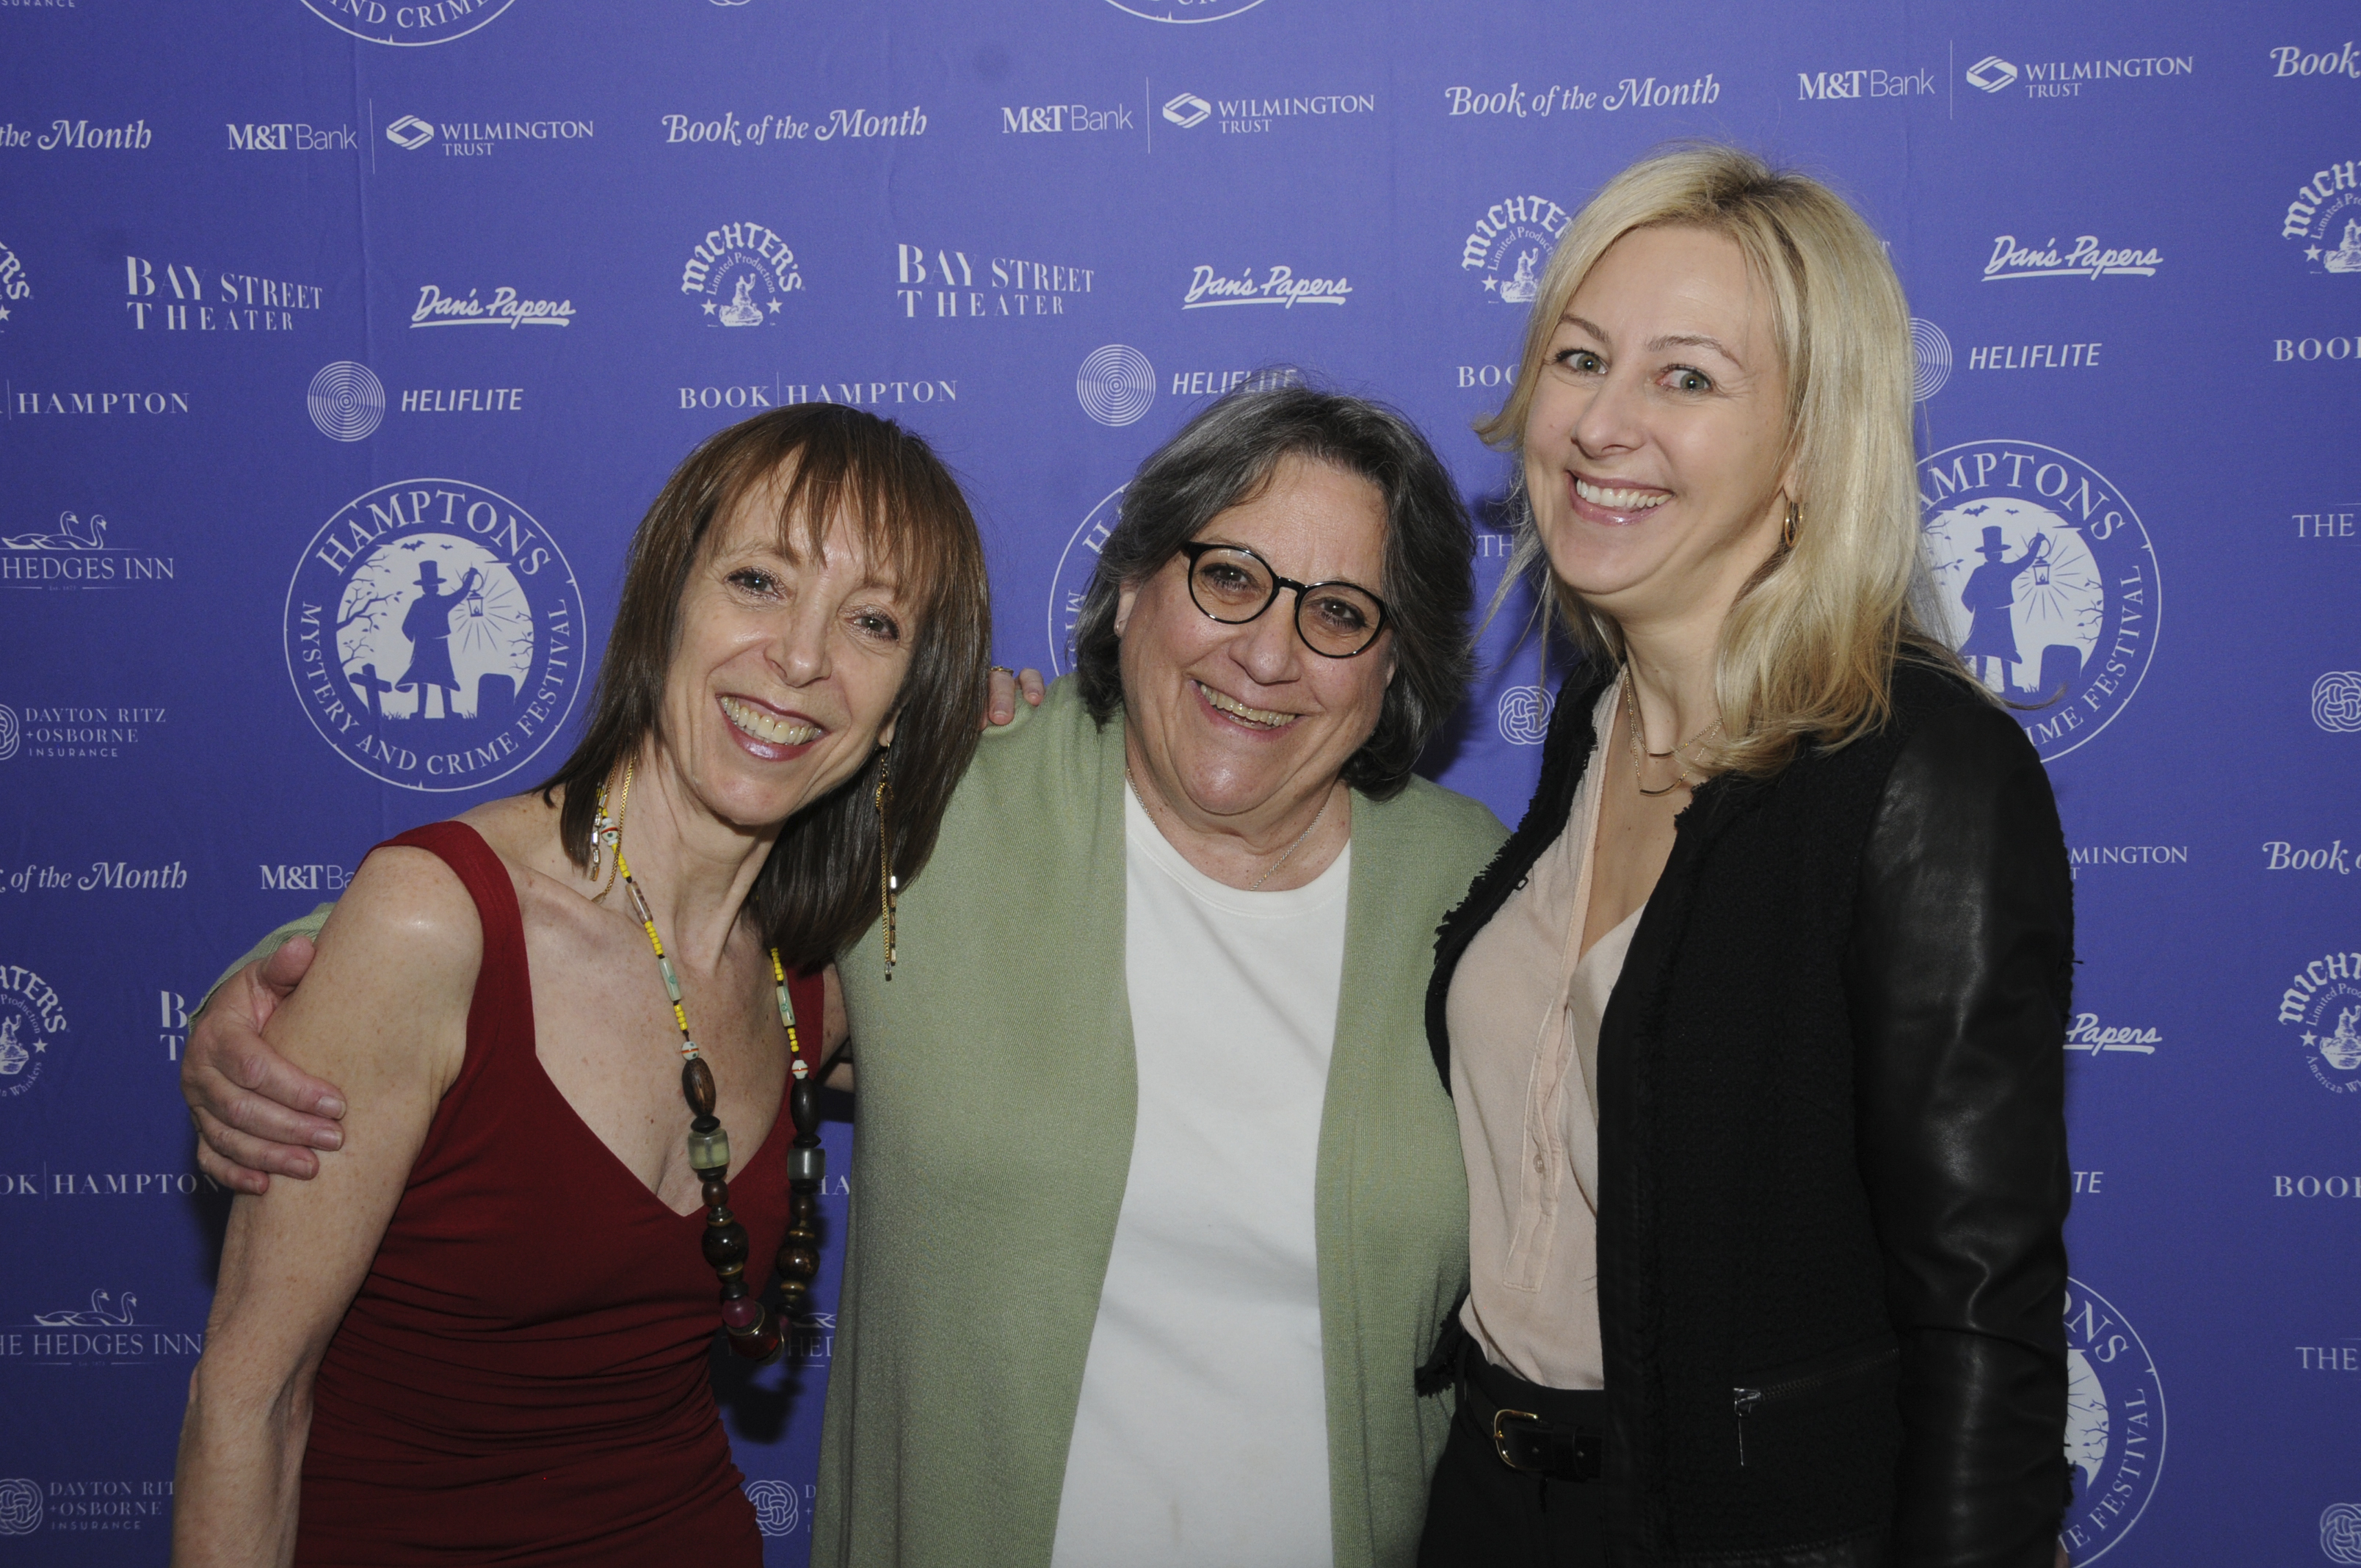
[170,405,990,1567]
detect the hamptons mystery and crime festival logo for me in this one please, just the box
[1047,487,1126,672]
[282,481,585,791]
[300,0,515,47]
[2060,1277,2165,1563]
[1918,441,2159,761]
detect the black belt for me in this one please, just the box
[1454,1351,1603,1484]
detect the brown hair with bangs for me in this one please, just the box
[539,404,991,970]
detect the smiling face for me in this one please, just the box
[654,479,914,834]
[1115,453,1396,838]
[1523,224,1794,636]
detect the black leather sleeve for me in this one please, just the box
[1845,700,2074,1568]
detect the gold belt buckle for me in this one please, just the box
[1492,1407,1543,1471]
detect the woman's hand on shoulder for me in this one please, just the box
[982,666,1046,729]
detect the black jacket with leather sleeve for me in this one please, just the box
[1424,658,2073,1567]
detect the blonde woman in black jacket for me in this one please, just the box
[1419,145,2072,1568]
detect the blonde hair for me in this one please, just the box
[1480,142,1964,775]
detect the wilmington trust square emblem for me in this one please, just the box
[283,480,585,791]
[1918,441,2159,761]
[2059,1277,2166,1564]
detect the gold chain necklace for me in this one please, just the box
[1620,665,1722,798]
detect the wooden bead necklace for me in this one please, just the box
[601,777,825,1362]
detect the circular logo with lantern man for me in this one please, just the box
[2059,1277,2166,1564]
[283,479,586,791]
[1918,441,2160,762]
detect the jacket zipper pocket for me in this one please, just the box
[1730,1338,1899,1468]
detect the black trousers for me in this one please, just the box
[1417,1351,1608,1568]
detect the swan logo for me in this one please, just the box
[26,1288,208,1367]
[745,1479,803,1535]
[2277,948,2361,1096]
[282,480,586,792]
[1918,441,2159,761]
[1046,486,1125,673]
[1,511,175,592]
[2059,1277,2165,1564]
[300,0,518,47]
[0,963,65,1099]
[680,222,802,328]
[1462,195,1569,304]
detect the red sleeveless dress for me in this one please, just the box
[293,821,813,1566]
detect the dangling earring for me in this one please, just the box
[589,760,634,904]
[1781,496,1801,551]
[874,746,898,980]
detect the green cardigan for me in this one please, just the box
[817,680,1503,1567]
[213,679,1505,1568]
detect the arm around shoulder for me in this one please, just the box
[172,846,481,1568]
[1846,700,2074,1567]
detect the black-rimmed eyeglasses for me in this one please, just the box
[1174,540,1390,659]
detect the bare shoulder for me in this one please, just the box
[302,844,484,1026]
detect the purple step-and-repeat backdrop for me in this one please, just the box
[3,0,2358,1561]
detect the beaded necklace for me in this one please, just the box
[604,780,825,1361]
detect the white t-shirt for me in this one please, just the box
[1047,791,1351,1567]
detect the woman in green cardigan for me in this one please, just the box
[184,384,1505,1568]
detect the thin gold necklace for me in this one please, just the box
[1125,763,1334,892]
[1620,665,1722,798]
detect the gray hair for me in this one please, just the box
[1071,381,1474,799]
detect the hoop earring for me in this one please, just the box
[1781,496,1801,551]
[874,745,898,980]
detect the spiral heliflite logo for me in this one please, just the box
[1918,441,2159,761]
[0,1478,37,1536]
[2059,1277,2165,1564]
[2324,1504,2361,1565]
[1910,319,1952,400]
[1495,686,1553,745]
[1047,487,1125,674]
[2276,947,2361,1097]
[308,362,385,441]
[282,481,586,792]
[1076,345,1156,427]
[2313,672,2361,732]
[300,0,517,46]
[744,1479,802,1535]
